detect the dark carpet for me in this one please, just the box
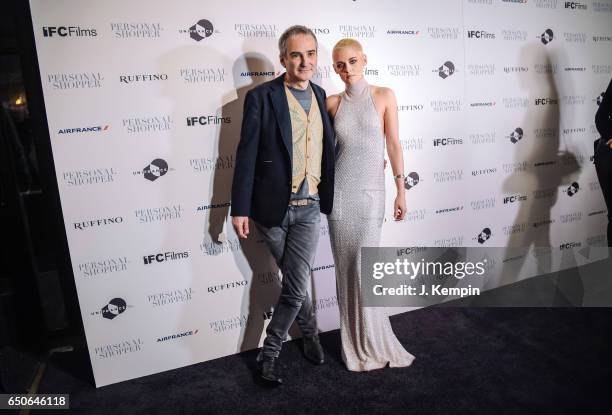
[3,261,612,415]
[1,308,606,414]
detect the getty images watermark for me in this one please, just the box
[372,253,486,297]
[360,246,612,307]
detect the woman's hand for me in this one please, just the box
[393,193,406,221]
[607,138,612,148]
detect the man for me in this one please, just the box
[230,25,335,385]
[595,77,612,246]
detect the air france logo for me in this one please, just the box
[509,127,523,143]
[157,329,199,343]
[404,172,420,190]
[540,29,554,44]
[437,61,455,79]
[387,29,420,35]
[58,125,110,134]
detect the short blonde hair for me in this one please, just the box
[332,38,363,56]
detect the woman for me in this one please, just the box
[326,38,415,371]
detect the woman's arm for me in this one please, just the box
[382,88,406,220]
[326,94,341,119]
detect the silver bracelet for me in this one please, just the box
[393,173,406,180]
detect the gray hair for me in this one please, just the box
[278,25,318,57]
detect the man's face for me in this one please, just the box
[333,46,367,85]
[281,33,317,83]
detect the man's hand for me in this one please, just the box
[232,216,250,239]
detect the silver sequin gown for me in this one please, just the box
[328,83,416,371]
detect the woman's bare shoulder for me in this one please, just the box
[326,94,342,113]
[326,93,342,103]
[371,85,395,99]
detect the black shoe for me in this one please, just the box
[303,335,324,365]
[259,356,283,385]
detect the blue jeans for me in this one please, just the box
[255,202,321,358]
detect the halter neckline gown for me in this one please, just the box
[328,79,415,371]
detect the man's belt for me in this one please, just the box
[288,198,317,206]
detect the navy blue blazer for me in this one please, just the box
[230,74,335,227]
[596,77,612,141]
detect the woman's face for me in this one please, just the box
[333,46,367,85]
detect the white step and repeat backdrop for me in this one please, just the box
[29,0,611,387]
